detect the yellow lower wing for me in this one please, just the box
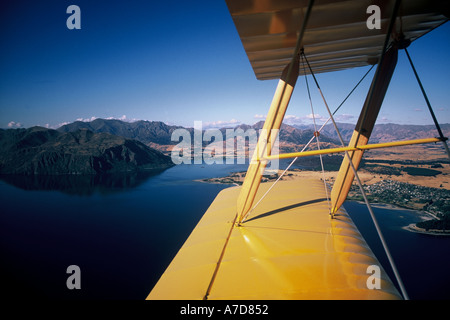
[147,179,401,300]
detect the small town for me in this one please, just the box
[348,179,450,222]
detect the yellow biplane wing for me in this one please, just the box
[148,179,401,299]
[147,0,448,300]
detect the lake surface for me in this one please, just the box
[1,163,449,300]
[344,201,450,300]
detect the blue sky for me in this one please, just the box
[1,0,449,129]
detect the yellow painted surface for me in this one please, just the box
[262,137,441,160]
[147,179,402,300]
[331,130,368,215]
[236,59,299,223]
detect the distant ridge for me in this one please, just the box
[0,126,174,175]
[57,119,340,153]
[58,119,189,146]
[293,122,450,144]
[370,123,450,143]
[3,120,445,175]
[58,118,450,152]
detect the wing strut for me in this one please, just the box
[329,0,403,215]
[299,31,409,301]
[236,0,315,225]
[330,43,398,214]
[240,65,375,223]
[301,0,410,300]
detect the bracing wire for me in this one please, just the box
[301,53,332,215]
[240,64,375,223]
[404,47,450,159]
[302,51,409,300]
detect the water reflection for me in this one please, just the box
[0,169,167,195]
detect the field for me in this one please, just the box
[199,143,450,226]
[201,144,449,190]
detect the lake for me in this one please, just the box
[1,163,449,300]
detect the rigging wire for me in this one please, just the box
[302,52,409,300]
[301,53,332,215]
[404,47,450,159]
[240,64,375,223]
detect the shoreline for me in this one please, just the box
[196,169,450,236]
[347,199,433,217]
[403,223,450,236]
[347,200,450,236]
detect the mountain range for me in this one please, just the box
[0,126,173,175]
[58,118,450,151]
[1,118,448,175]
[294,122,450,144]
[58,119,187,146]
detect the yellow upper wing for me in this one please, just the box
[225,0,449,80]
